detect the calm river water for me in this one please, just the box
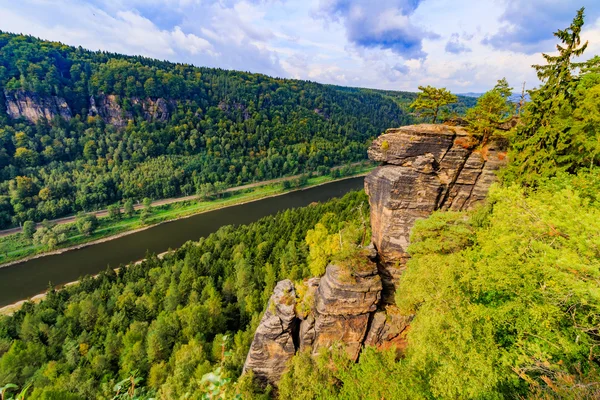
[0,177,364,307]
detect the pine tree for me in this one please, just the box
[507,7,600,184]
[466,79,514,147]
[410,86,458,123]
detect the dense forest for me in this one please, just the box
[0,31,476,229]
[0,190,369,399]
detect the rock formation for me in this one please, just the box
[242,280,298,386]
[243,124,507,386]
[4,90,171,126]
[4,90,72,123]
[366,124,506,302]
[89,95,172,127]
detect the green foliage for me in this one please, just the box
[394,173,600,398]
[506,8,600,185]
[410,85,458,123]
[279,347,424,400]
[0,31,415,229]
[466,78,515,146]
[278,349,344,399]
[123,199,134,218]
[305,208,369,277]
[32,220,67,249]
[75,212,98,236]
[0,191,368,398]
[21,221,35,239]
[107,204,122,220]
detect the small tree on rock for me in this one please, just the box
[466,78,515,146]
[410,86,458,123]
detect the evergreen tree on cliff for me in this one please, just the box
[507,7,600,184]
[410,86,457,123]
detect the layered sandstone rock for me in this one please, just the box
[366,124,507,301]
[244,124,507,386]
[311,261,382,361]
[4,90,72,123]
[88,95,171,127]
[242,280,298,386]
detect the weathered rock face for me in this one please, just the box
[88,95,171,127]
[4,90,170,127]
[243,280,298,386]
[89,95,128,127]
[244,124,506,386]
[4,90,72,123]
[366,124,507,301]
[311,261,382,361]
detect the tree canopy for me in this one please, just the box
[409,85,458,123]
[506,7,600,185]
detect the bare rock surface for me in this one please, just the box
[89,95,172,127]
[365,124,507,303]
[311,262,382,360]
[243,280,297,386]
[5,90,72,123]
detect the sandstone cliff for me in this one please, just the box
[243,124,507,386]
[89,95,171,127]
[4,90,171,126]
[4,90,72,122]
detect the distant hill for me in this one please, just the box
[0,31,476,228]
[458,91,530,103]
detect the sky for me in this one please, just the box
[1,0,599,93]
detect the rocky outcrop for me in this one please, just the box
[311,260,381,361]
[88,95,171,127]
[363,306,412,354]
[366,124,506,301]
[4,90,170,127]
[89,95,128,127]
[244,124,507,386]
[4,90,72,123]
[243,280,298,386]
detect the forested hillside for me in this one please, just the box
[0,32,481,229]
[0,190,369,399]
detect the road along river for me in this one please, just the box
[0,177,364,307]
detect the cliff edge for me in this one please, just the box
[243,124,507,386]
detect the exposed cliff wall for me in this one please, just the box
[366,124,506,302]
[4,90,171,126]
[88,95,172,127]
[243,124,507,386]
[4,90,72,123]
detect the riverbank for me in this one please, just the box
[0,173,369,315]
[0,165,373,268]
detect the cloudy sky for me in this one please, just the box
[1,0,599,93]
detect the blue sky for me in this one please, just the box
[1,0,599,92]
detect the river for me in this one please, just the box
[0,177,365,307]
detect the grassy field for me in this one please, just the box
[0,165,373,266]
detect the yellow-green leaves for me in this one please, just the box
[395,173,600,397]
